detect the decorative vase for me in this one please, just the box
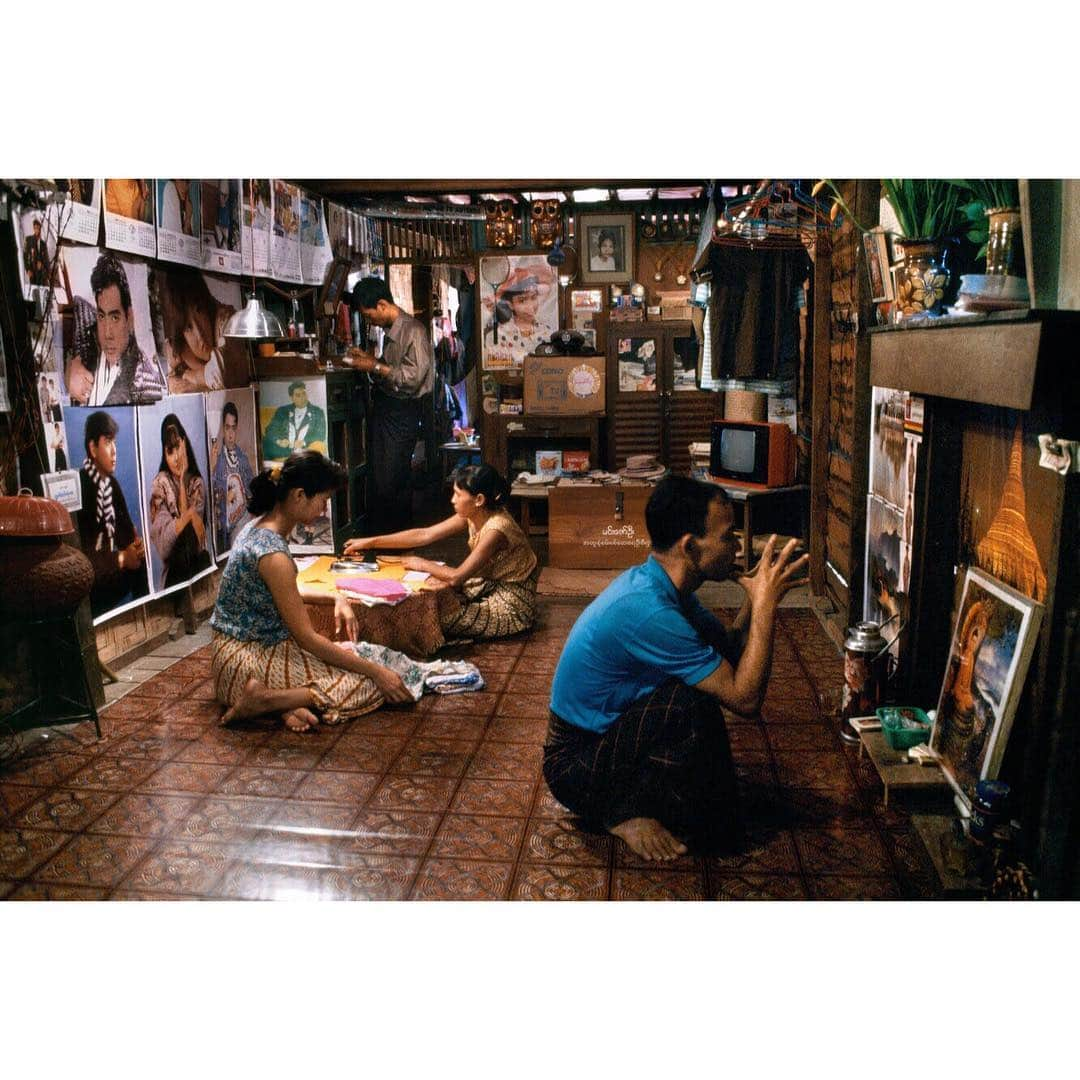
[893,239,949,322]
[0,491,94,617]
[985,206,1025,278]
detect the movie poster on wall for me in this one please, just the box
[270,180,303,283]
[327,202,348,258]
[53,180,101,245]
[62,403,151,624]
[104,179,156,257]
[257,376,332,553]
[13,202,64,302]
[36,364,69,472]
[300,194,332,285]
[241,179,271,277]
[863,494,906,660]
[156,180,202,268]
[150,266,246,394]
[200,179,242,275]
[205,386,258,560]
[59,246,166,406]
[480,254,558,370]
[137,393,215,597]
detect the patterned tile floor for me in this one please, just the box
[0,602,943,900]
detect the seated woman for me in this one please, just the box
[211,450,412,733]
[344,464,538,642]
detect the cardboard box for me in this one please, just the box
[535,450,563,480]
[523,354,605,416]
[549,485,652,569]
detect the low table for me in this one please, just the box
[296,556,453,657]
[857,729,950,810]
[509,482,553,536]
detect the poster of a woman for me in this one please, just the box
[137,394,215,595]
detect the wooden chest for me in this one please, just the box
[548,485,652,569]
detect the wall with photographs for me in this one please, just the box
[4,178,374,664]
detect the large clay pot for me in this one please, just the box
[893,239,949,322]
[0,492,94,617]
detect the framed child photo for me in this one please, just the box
[579,213,635,285]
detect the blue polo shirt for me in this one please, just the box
[549,555,728,733]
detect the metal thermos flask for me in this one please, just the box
[840,621,890,743]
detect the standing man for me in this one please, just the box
[345,277,433,532]
[262,380,327,461]
[77,410,149,616]
[545,476,808,862]
[85,252,166,405]
[211,401,255,551]
[24,217,50,287]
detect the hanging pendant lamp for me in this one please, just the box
[223,295,284,339]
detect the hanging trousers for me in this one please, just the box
[543,678,739,851]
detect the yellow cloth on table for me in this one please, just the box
[296,556,440,599]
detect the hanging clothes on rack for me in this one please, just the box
[707,241,811,380]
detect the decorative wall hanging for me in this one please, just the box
[104,179,157,258]
[484,199,518,249]
[531,198,562,249]
[200,179,242,276]
[479,254,557,370]
[156,180,202,268]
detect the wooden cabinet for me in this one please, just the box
[605,320,720,474]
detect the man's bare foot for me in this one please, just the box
[221,678,278,726]
[282,707,319,733]
[610,817,688,862]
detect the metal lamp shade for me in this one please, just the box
[223,296,285,339]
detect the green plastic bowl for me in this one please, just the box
[877,706,932,751]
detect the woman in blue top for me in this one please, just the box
[210,450,411,732]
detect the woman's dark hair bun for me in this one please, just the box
[247,450,347,515]
[450,463,509,508]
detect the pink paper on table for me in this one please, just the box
[335,577,409,600]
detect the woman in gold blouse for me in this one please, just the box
[344,464,538,641]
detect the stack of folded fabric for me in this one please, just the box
[618,453,668,482]
[350,642,485,700]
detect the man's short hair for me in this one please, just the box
[90,252,132,312]
[84,410,118,455]
[352,276,393,311]
[222,401,239,423]
[645,476,730,551]
[288,380,307,396]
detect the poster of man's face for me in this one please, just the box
[63,404,151,623]
[258,377,329,464]
[137,393,214,595]
[206,387,258,558]
[14,206,61,300]
[60,246,164,407]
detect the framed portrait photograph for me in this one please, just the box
[864,228,892,303]
[579,213,635,285]
[929,567,1043,809]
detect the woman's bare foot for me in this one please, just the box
[610,817,688,862]
[221,678,276,725]
[282,707,319,733]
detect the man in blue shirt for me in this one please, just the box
[546,476,808,862]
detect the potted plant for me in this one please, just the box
[953,179,1023,278]
[813,179,972,321]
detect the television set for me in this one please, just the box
[709,420,796,488]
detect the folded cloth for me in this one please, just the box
[337,577,410,602]
[349,642,485,701]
